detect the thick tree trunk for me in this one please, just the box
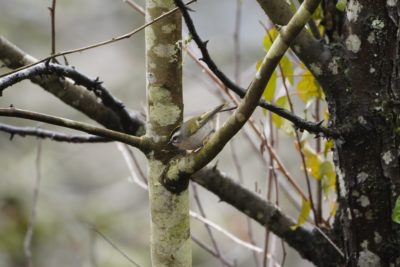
[328,1,400,265]
[145,1,191,266]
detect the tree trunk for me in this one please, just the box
[145,1,191,266]
[328,1,400,265]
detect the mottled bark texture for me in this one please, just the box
[322,1,400,266]
[145,0,191,266]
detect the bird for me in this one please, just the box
[168,103,227,150]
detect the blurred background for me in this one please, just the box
[0,0,326,266]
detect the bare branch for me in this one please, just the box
[0,36,144,135]
[48,0,57,58]
[24,139,42,267]
[191,168,343,266]
[230,141,260,266]
[117,143,148,190]
[233,0,242,85]
[0,107,151,151]
[123,0,145,15]
[191,236,236,267]
[0,123,109,143]
[189,210,263,253]
[92,226,142,267]
[0,62,135,133]
[191,183,227,267]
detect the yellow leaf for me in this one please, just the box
[297,71,322,102]
[280,55,294,85]
[271,96,287,129]
[323,139,334,158]
[329,201,337,217]
[291,198,311,230]
[303,145,321,179]
[263,70,277,101]
[320,160,336,196]
[271,96,294,135]
[312,4,324,21]
[323,109,330,123]
[262,28,279,51]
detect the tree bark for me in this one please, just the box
[145,1,191,266]
[327,1,400,265]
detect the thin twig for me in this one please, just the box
[277,58,318,223]
[263,25,317,223]
[48,0,57,59]
[242,125,303,210]
[89,227,98,267]
[117,143,148,189]
[92,226,142,267]
[0,123,109,143]
[192,236,236,267]
[314,226,345,258]
[0,107,149,151]
[123,0,145,15]
[263,114,277,267]
[230,140,260,267]
[189,211,263,253]
[124,145,147,183]
[315,96,323,222]
[0,0,196,79]
[233,0,242,85]
[191,183,227,267]
[24,138,42,267]
[280,240,287,267]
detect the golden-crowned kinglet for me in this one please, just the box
[168,103,226,150]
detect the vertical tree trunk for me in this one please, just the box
[328,1,400,265]
[145,1,191,266]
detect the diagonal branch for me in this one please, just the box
[0,123,109,143]
[174,0,339,138]
[0,62,134,133]
[0,107,151,151]
[0,36,144,135]
[192,168,343,267]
